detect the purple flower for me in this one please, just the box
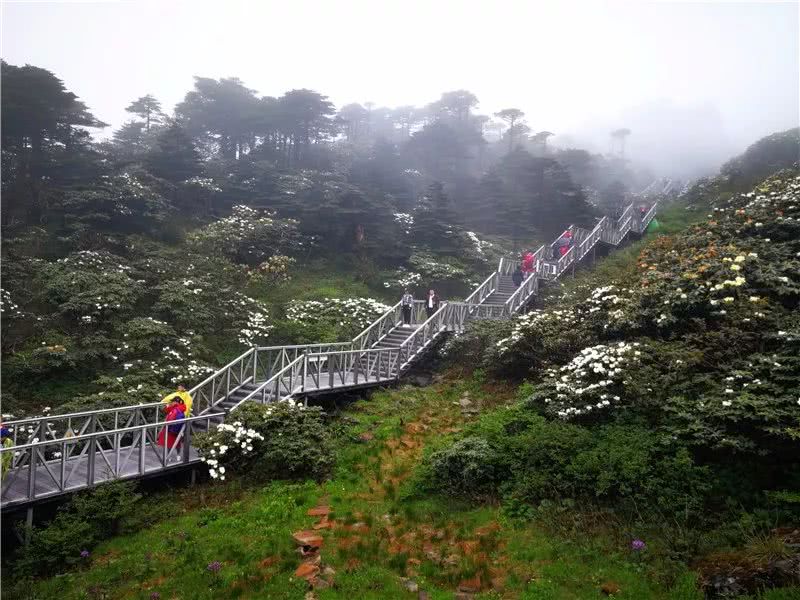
[207,560,222,573]
[80,549,90,558]
[631,539,646,551]
[150,593,161,600]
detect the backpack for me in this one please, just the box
[167,408,185,434]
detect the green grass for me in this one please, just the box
[10,379,725,600]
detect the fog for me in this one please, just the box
[2,0,798,179]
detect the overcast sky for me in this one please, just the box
[2,0,798,167]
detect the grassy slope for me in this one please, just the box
[15,198,796,599]
[19,378,706,600]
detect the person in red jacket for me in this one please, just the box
[557,231,573,257]
[157,399,186,451]
[521,251,535,275]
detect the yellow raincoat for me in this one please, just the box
[1,437,12,481]
[161,390,193,416]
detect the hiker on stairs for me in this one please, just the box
[161,383,193,416]
[425,289,440,319]
[401,290,414,327]
[512,265,524,288]
[157,398,187,451]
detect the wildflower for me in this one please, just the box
[631,539,646,551]
[207,561,222,573]
[749,296,760,302]
[80,549,90,558]
[723,297,734,303]
[722,400,732,407]
[150,593,161,600]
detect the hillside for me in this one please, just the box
[5,161,799,599]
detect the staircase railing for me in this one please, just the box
[503,244,546,315]
[226,354,306,410]
[0,411,223,504]
[190,348,257,415]
[253,342,352,383]
[464,271,498,306]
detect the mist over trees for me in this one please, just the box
[2,59,678,264]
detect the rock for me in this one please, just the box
[259,556,279,569]
[600,581,621,595]
[295,562,320,580]
[459,396,472,407]
[709,575,746,597]
[321,565,336,579]
[307,506,331,517]
[408,373,433,387]
[312,518,333,530]
[458,575,481,593]
[401,578,419,593]
[310,576,330,590]
[293,530,324,549]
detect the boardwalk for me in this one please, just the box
[1,203,658,510]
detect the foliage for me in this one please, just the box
[424,436,503,499]
[14,482,142,577]
[421,406,711,518]
[249,254,295,286]
[721,128,800,191]
[195,399,333,482]
[188,205,303,266]
[284,296,390,339]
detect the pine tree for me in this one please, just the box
[125,95,163,131]
[145,121,202,183]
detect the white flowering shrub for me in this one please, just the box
[382,268,422,290]
[40,252,142,323]
[195,399,333,482]
[393,212,414,234]
[199,421,265,481]
[182,176,222,192]
[188,205,303,266]
[526,342,642,420]
[0,288,23,319]
[285,297,390,338]
[250,255,296,286]
[408,252,470,283]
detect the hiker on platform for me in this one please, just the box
[161,383,193,417]
[1,425,12,481]
[401,290,414,327]
[425,289,440,319]
[512,265,524,288]
[157,398,186,451]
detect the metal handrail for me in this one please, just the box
[350,300,402,351]
[225,354,306,411]
[0,412,225,452]
[5,402,163,427]
[464,271,498,305]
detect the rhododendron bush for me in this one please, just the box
[196,399,333,482]
[285,297,390,339]
[431,171,800,523]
